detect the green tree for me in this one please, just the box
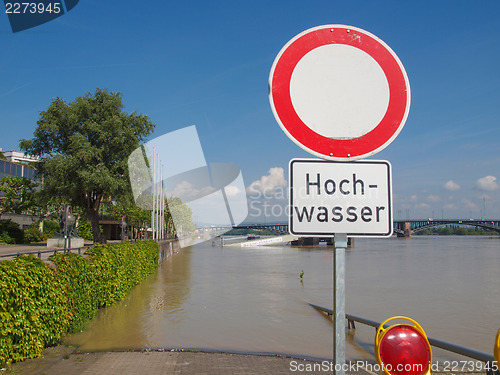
[20,88,155,243]
[0,176,37,215]
[165,197,196,238]
[440,227,453,235]
[107,200,150,239]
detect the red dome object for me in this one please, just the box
[378,325,431,375]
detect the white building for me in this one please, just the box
[3,150,39,164]
[0,148,40,229]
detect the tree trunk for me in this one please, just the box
[88,209,104,243]
[84,191,105,244]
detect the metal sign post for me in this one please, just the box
[289,158,392,371]
[270,24,410,373]
[334,233,347,374]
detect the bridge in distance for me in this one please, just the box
[206,219,500,238]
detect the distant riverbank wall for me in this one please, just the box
[157,239,180,263]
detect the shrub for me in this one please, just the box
[0,232,14,244]
[23,226,44,243]
[0,219,24,244]
[0,240,159,365]
[49,253,98,333]
[77,220,102,241]
[0,256,70,364]
[42,220,60,239]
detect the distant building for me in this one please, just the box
[0,148,39,229]
[3,150,39,164]
[0,149,38,180]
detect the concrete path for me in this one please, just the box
[4,347,377,375]
[4,347,485,375]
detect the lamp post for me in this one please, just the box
[67,211,75,249]
[120,216,127,242]
[62,205,75,250]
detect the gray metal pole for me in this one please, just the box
[334,233,347,375]
[156,152,160,240]
[161,163,165,240]
[159,162,162,240]
[64,205,69,250]
[151,147,156,240]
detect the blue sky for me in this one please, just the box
[1,0,500,221]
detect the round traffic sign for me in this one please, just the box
[269,25,411,161]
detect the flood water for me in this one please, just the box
[65,236,500,362]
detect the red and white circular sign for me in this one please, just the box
[269,25,410,160]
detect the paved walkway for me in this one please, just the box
[5,346,485,375]
[3,346,378,375]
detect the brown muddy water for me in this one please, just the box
[64,236,500,362]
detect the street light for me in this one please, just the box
[120,216,127,242]
[61,205,76,250]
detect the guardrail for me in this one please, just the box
[0,246,90,260]
[1,239,175,264]
[309,303,495,363]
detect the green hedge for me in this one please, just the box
[0,219,24,244]
[0,240,159,365]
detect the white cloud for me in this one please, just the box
[444,203,457,210]
[476,176,499,191]
[224,185,241,197]
[410,195,418,202]
[171,180,216,201]
[462,199,478,210]
[247,167,287,195]
[427,195,441,202]
[416,203,431,210]
[444,180,460,191]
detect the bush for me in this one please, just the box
[42,220,60,239]
[77,220,102,241]
[0,240,159,365]
[23,221,60,243]
[0,232,14,244]
[0,256,70,364]
[0,219,24,244]
[23,226,44,243]
[51,241,159,333]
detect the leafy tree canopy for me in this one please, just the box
[0,176,37,215]
[166,196,196,237]
[20,88,155,243]
[107,199,151,232]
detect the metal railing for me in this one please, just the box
[309,303,495,363]
[0,246,90,260]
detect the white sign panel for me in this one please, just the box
[289,159,393,237]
